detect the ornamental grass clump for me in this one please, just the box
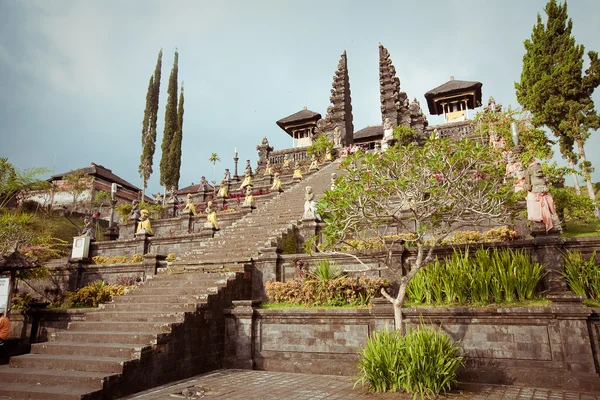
[562,251,600,300]
[407,248,544,305]
[356,325,462,397]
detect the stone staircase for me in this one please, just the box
[0,270,250,399]
[176,161,338,266]
[0,161,338,399]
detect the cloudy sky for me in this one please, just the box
[1,0,599,194]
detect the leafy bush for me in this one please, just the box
[92,254,144,264]
[308,260,344,282]
[65,280,134,308]
[166,253,177,262]
[407,248,544,305]
[356,326,462,397]
[562,251,599,300]
[393,125,417,147]
[266,276,390,307]
[11,293,34,310]
[306,135,334,159]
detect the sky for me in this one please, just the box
[1,0,600,195]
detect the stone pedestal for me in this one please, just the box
[299,218,319,253]
[199,189,209,202]
[119,220,137,240]
[132,232,152,255]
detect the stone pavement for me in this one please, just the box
[120,369,600,400]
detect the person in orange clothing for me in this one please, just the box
[0,309,11,344]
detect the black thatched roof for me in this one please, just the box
[354,125,383,141]
[424,78,483,115]
[0,251,39,271]
[50,163,141,193]
[276,109,322,136]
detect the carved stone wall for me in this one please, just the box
[316,51,354,147]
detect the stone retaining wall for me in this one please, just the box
[224,300,600,392]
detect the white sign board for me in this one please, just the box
[0,276,10,312]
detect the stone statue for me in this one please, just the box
[242,185,255,208]
[489,131,507,151]
[263,159,273,176]
[245,160,253,176]
[169,187,180,205]
[240,170,253,191]
[331,173,337,190]
[324,147,333,162]
[81,215,96,241]
[256,137,274,169]
[204,201,219,230]
[505,152,526,192]
[218,179,228,198]
[128,200,141,221]
[153,192,163,204]
[292,162,303,180]
[333,126,342,148]
[433,128,440,139]
[309,155,319,171]
[409,98,422,116]
[524,161,560,233]
[283,154,291,168]
[136,209,153,235]
[224,169,231,183]
[198,176,209,192]
[182,193,197,215]
[383,117,394,131]
[302,186,318,220]
[271,172,283,192]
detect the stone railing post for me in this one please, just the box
[119,220,136,240]
[254,247,282,301]
[223,300,259,369]
[179,209,193,233]
[533,235,570,296]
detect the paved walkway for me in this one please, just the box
[121,369,600,400]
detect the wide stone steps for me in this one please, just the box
[110,293,209,303]
[141,278,228,288]
[85,310,185,323]
[0,366,112,390]
[10,353,127,374]
[0,381,99,400]
[52,331,160,345]
[32,341,143,359]
[67,321,173,334]
[100,301,200,312]
[132,285,224,295]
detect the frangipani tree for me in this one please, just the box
[315,136,518,331]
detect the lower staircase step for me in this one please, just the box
[0,381,99,400]
[0,366,113,390]
[53,331,159,345]
[32,341,143,358]
[10,353,127,374]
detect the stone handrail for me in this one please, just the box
[269,147,310,166]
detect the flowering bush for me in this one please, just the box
[266,276,390,307]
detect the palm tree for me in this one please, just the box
[208,153,221,190]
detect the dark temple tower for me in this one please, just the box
[379,43,410,128]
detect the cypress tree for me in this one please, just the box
[160,50,179,190]
[169,84,184,189]
[138,49,162,199]
[516,0,600,216]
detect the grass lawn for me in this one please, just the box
[562,220,600,238]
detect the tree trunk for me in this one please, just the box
[141,179,146,203]
[576,139,600,219]
[568,159,582,195]
[394,281,408,334]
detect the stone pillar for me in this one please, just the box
[369,298,395,332]
[142,253,159,277]
[224,300,258,369]
[253,247,281,301]
[533,235,570,296]
[134,232,152,255]
[119,220,136,240]
[299,218,318,253]
[179,209,193,233]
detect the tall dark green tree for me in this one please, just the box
[516,0,600,217]
[159,50,179,191]
[169,84,184,189]
[139,49,162,199]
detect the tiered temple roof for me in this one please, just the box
[379,43,410,128]
[316,51,354,147]
[424,77,482,121]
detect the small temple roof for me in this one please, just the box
[354,125,383,141]
[424,78,483,115]
[0,251,39,271]
[276,108,321,130]
[176,182,215,195]
[51,163,142,193]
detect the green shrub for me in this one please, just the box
[407,248,544,305]
[562,251,599,300]
[166,253,177,262]
[308,260,344,282]
[11,293,34,311]
[356,326,462,397]
[65,280,134,308]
